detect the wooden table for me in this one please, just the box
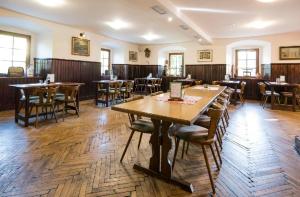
[111,85,226,192]
[10,82,84,127]
[93,80,126,107]
[174,79,195,86]
[265,82,299,111]
[219,80,240,104]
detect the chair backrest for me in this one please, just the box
[36,87,58,105]
[212,81,220,85]
[97,83,106,91]
[60,85,79,102]
[207,108,224,139]
[125,81,134,91]
[240,81,246,94]
[258,82,266,95]
[124,96,144,124]
[195,80,203,85]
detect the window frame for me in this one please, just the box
[0,30,31,74]
[235,48,259,77]
[169,52,184,77]
[100,48,111,75]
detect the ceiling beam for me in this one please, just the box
[154,0,213,44]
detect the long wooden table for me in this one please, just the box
[10,82,84,127]
[265,82,299,111]
[111,85,226,192]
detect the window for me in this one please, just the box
[236,49,258,77]
[0,31,30,74]
[100,48,111,75]
[169,53,184,76]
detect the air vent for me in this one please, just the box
[179,25,189,30]
[151,5,167,15]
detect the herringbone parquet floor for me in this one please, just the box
[0,100,299,197]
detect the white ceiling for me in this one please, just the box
[0,0,300,44]
[171,0,300,38]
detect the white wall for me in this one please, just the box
[0,8,140,65]
[139,32,300,66]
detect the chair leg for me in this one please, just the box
[209,144,220,171]
[172,137,180,170]
[35,106,39,128]
[186,142,190,154]
[73,101,80,117]
[181,141,186,159]
[51,105,58,123]
[137,132,143,149]
[201,144,216,194]
[120,130,135,162]
[263,96,268,109]
[214,141,222,165]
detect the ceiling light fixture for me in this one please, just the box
[256,0,277,3]
[178,7,240,14]
[105,19,130,30]
[141,33,160,41]
[245,20,275,29]
[198,38,203,42]
[36,0,65,7]
[168,17,173,22]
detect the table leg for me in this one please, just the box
[105,84,109,107]
[292,87,296,112]
[24,90,30,127]
[233,84,238,105]
[149,119,161,172]
[271,87,275,110]
[161,120,172,177]
[14,89,20,123]
[95,84,98,106]
[76,88,80,111]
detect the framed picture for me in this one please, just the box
[279,46,300,60]
[197,50,213,62]
[129,51,138,62]
[72,37,90,56]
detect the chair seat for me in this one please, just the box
[20,95,39,101]
[97,89,107,93]
[174,124,208,141]
[264,91,280,96]
[130,119,154,133]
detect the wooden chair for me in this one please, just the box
[109,82,122,104]
[55,85,80,120]
[258,82,280,108]
[145,79,156,95]
[195,80,203,85]
[19,89,39,112]
[30,87,58,128]
[120,96,155,162]
[172,108,224,195]
[236,81,246,104]
[154,78,162,92]
[212,81,220,85]
[120,81,134,99]
[95,83,107,105]
[134,78,145,93]
[281,85,300,105]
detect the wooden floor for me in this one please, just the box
[0,100,299,197]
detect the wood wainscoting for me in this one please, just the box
[0,77,41,111]
[112,64,163,80]
[185,64,226,84]
[262,63,300,83]
[34,58,101,100]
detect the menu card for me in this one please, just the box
[170,82,182,100]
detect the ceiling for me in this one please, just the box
[0,0,300,44]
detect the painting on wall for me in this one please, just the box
[279,46,300,60]
[71,37,90,56]
[129,51,138,62]
[197,50,213,62]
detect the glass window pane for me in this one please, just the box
[0,60,12,73]
[0,35,13,48]
[103,59,109,67]
[238,60,246,68]
[238,51,246,60]
[247,60,256,68]
[14,37,27,50]
[13,49,26,61]
[247,51,256,59]
[13,61,26,69]
[0,48,13,61]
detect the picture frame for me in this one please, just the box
[169,82,183,101]
[279,46,300,60]
[197,50,213,62]
[71,37,90,56]
[129,51,138,62]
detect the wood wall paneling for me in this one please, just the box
[185,64,226,84]
[112,64,163,80]
[269,63,300,83]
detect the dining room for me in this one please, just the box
[0,0,300,196]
